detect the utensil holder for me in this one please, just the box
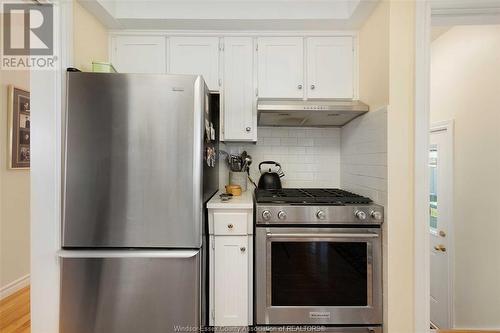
[229,171,247,192]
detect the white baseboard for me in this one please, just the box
[0,274,30,300]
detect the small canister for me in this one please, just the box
[229,171,247,192]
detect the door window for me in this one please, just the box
[429,145,438,230]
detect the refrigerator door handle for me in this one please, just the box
[57,249,200,259]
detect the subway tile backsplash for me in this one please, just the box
[341,107,388,206]
[219,107,388,207]
[221,127,341,188]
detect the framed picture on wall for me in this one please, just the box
[8,86,30,169]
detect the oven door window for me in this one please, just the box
[271,241,368,306]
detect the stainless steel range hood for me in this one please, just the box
[257,98,369,127]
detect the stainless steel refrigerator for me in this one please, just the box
[59,72,219,333]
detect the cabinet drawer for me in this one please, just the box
[213,212,248,235]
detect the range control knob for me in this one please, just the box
[371,211,383,220]
[262,210,271,221]
[355,210,367,220]
[316,210,326,220]
[277,211,287,220]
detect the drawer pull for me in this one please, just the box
[227,224,234,229]
[240,247,246,253]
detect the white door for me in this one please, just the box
[222,37,256,142]
[306,37,354,98]
[111,36,166,74]
[257,37,304,98]
[168,37,220,91]
[214,236,248,326]
[429,122,454,328]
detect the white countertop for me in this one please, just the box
[207,189,254,209]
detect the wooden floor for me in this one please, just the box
[0,287,30,333]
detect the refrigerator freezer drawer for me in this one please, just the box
[60,250,202,333]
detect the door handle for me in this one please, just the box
[266,233,379,239]
[57,249,199,258]
[434,244,446,252]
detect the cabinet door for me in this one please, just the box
[168,37,220,91]
[306,37,354,98]
[214,236,248,326]
[257,37,304,98]
[111,36,166,73]
[222,37,256,141]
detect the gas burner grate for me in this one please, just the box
[255,188,372,204]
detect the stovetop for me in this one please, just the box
[255,188,383,225]
[255,188,372,205]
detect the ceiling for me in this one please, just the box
[78,0,380,30]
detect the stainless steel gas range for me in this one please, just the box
[254,188,384,328]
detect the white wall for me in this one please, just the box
[431,25,500,329]
[0,22,31,296]
[222,127,341,189]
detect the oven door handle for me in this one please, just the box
[266,232,379,239]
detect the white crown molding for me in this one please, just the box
[431,0,500,26]
[0,274,30,300]
[107,29,359,37]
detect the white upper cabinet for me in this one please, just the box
[168,37,220,91]
[111,36,166,73]
[110,33,358,141]
[257,37,304,98]
[306,36,354,98]
[222,37,256,142]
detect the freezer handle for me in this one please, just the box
[57,249,200,259]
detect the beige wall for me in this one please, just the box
[387,1,415,332]
[73,1,109,71]
[359,2,416,332]
[431,25,500,329]
[358,4,390,329]
[0,68,31,291]
[358,1,390,110]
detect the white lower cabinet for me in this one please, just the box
[208,207,253,327]
[214,236,248,326]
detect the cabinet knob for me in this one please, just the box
[297,84,303,90]
[227,224,234,229]
[310,84,315,90]
[245,127,251,132]
[240,247,246,253]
